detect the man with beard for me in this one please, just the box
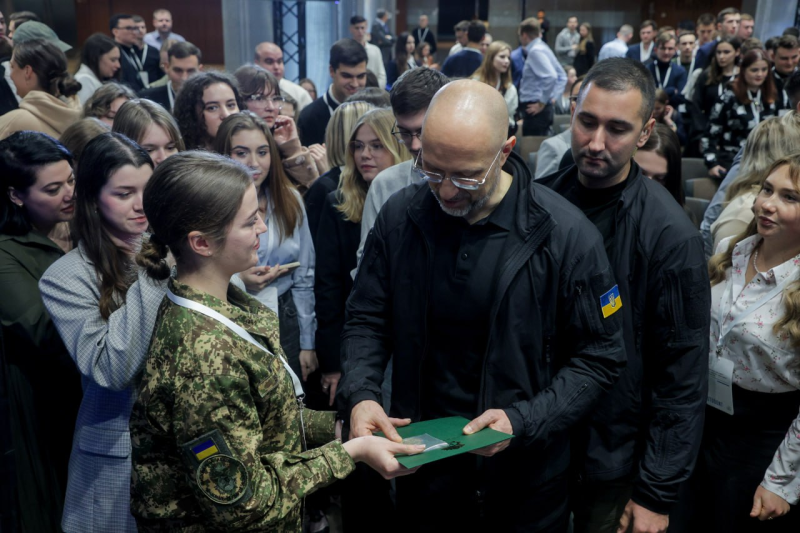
[539,58,709,533]
[338,79,626,531]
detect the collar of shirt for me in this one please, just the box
[526,37,542,52]
[732,234,800,285]
[476,162,520,230]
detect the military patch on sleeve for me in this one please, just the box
[181,429,232,467]
[600,285,622,318]
[196,454,249,505]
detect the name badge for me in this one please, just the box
[707,356,734,415]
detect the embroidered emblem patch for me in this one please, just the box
[600,285,622,318]
[196,454,249,505]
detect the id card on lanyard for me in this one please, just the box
[708,268,797,414]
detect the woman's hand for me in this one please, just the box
[343,436,424,479]
[709,165,727,178]
[299,349,318,381]
[663,104,674,122]
[751,485,791,521]
[271,115,299,145]
[307,144,329,175]
[238,265,287,292]
[321,371,341,406]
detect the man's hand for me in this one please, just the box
[271,115,299,145]
[751,485,791,521]
[617,500,669,533]
[526,102,545,115]
[708,165,727,178]
[321,371,341,406]
[350,400,411,442]
[464,409,513,457]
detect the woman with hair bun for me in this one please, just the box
[0,39,82,139]
[129,151,422,532]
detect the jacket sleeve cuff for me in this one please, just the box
[630,488,674,516]
[302,409,336,446]
[347,392,382,416]
[503,406,524,439]
[319,440,356,480]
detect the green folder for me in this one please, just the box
[376,416,514,468]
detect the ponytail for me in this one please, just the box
[56,73,82,98]
[135,233,171,280]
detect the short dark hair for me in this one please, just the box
[233,64,279,98]
[717,7,740,24]
[697,13,715,27]
[577,58,655,126]
[519,17,541,39]
[656,32,676,48]
[350,15,366,25]
[345,87,391,107]
[677,19,695,33]
[784,27,800,38]
[778,35,800,50]
[81,33,120,81]
[765,36,781,52]
[466,21,486,44]
[390,67,449,117]
[376,8,387,19]
[168,41,202,62]
[109,13,133,32]
[330,38,368,70]
[641,19,657,31]
[785,70,800,110]
[0,132,73,235]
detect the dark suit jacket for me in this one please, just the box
[138,85,171,111]
[118,43,162,92]
[693,40,717,72]
[412,26,437,54]
[371,21,393,49]
[625,43,656,64]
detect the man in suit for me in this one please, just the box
[694,8,740,71]
[648,33,687,106]
[371,8,394,66]
[625,20,658,65]
[111,13,156,91]
[412,14,437,55]
[139,42,202,112]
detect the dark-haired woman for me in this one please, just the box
[0,131,82,532]
[39,132,166,533]
[635,123,684,206]
[690,36,741,118]
[75,33,121,104]
[0,39,82,139]
[173,70,245,150]
[386,32,416,87]
[701,49,777,179]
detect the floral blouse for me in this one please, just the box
[710,235,800,504]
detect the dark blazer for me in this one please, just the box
[694,40,716,72]
[647,60,687,105]
[117,43,162,92]
[625,43,656,64]
[138,85,171,111]
[412,26,437,54]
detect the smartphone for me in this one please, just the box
[278,262,301,272]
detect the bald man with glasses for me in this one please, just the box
[338,79,625,532]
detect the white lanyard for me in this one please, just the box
[166,288,305,398]
[123,46,144,71]
[323,91,337,117]
[167,83,175,111]
[749,89,763,123]
[655,63,672,89]
[138,44,149,68]
[419,27,429,43]
[715,264,797,356]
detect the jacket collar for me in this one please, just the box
[0,229,65,253]
[542,159,645,215]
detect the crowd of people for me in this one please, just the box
[1,4,800,533]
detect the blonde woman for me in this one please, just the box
[111,99,184,167]
[314,108,409,404]
[701,154,800,532]
[573,22,595,76]
[711,114,800,250]
[472,41,518,131]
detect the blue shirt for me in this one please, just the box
[511,45,527,88]
[598,38,628,61]
[520,38,567,104]
[250,189,316,350]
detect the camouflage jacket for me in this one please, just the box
[130,279,354,532]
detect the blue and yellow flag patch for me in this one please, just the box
[192,439,220,461]
[600,285,622,318]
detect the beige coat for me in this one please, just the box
[0,90,82,140]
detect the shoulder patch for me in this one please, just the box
[196,454,249,505]
[181,429,233,467]
[600,285,622,318]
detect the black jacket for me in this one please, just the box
[539,163,710,514]
[138,85,171,112]
[339,152,626,495]
[297,92,336,147]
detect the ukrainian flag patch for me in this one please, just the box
[192,439,220,461]
[600,285,622,318]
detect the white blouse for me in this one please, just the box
[710,234,800,503]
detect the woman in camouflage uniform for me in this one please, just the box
[129,151,422,532]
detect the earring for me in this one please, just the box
[14,201,23,207]
[207,252,212,256]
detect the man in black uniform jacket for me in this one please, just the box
[297,39,367,146]
[139,41,203,112]
[539,57,710,533]
[338,79,627,532]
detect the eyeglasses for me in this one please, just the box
[118,26,142,32]
[349,140,386,155]
[247,94,285,108]
[412,147,503,190]
[391,124,422,145]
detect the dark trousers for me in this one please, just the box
[522,102,554,136]
[570,475,633,533]
[683,386,800,533]
[395,454,569,532]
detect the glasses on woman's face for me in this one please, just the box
[247,94,285,109]
[349,140,386,156]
